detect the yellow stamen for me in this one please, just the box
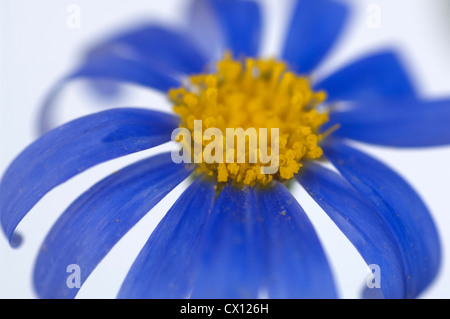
[170,52,330,186]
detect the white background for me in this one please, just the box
[1,0,450,299]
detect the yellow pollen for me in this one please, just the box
[169,52,329,186]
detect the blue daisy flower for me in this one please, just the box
[1,0,447,299]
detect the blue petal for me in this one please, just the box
[315,51,416,102]
[69,50,180,90]
[33,153,193,299]
[38,54,180,134]
[282,0,349,74]
[255,182,337,298]
[323,140,441,298]
[326,98,450,147]
[0,108,178,243]
[85,24,209,76]
[209,0,262,58]
[191,182,337,299]
[190,184,266,298]
[297,162,405,298]
[117,176,216,299]
[187,0,226,61]
[39,24,207,134]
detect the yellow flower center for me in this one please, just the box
[169,52,329,186]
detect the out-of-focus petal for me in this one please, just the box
[323,140,441,298]
[34,153,193,299]
[315,51,416,102]
[38,55,180,134]
[0,108,178,243]
[118,176,216,299]
[85,24,209,76]
[282,0,349,74]
[187,0,226,61]
[326,98,450,147]
[209,0,262,58]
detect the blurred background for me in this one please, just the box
[1,0,450,298]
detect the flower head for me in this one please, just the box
[1,0,448,299]
[170,52,328,185]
